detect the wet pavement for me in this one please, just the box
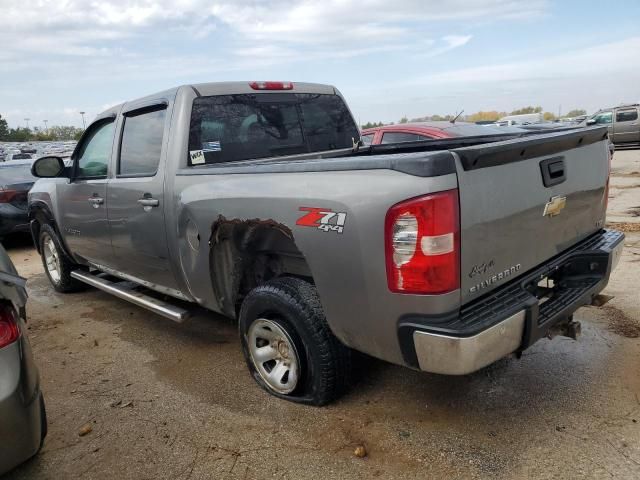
[3,150,640,480]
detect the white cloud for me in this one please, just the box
[346,36,640,122]
[0,0,550,126]
[0,0,539,62]
[209,0,545,42]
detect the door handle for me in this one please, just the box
[137,198,159,207]
[539,157,566,187]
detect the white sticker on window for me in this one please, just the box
[190,150,205,165]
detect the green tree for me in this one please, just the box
[543,112,556,121]
[0,115,9,140]
[565,109,587,117]
[361,121,385,129]
[466,111,506,123]
[510,106,543,115]
[47,125,84,140]
[399,116,408,124]
[6,128,32,142]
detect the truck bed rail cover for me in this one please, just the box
[453,125,609,171]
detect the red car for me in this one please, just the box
[361,121,523,145]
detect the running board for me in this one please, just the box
[71,270,190,323]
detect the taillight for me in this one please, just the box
[249,81,294,90]
[0,188,18,203]
[385,189,460,294]
[0,304,20,349]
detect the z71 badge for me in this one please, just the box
[296,207,347,234]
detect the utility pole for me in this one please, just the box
[24,118,30,130]
[43,120,48,132]
[79,111,86,129]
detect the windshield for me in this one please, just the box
[188,93,359,165]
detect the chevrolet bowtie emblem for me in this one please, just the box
[543,195,567,217]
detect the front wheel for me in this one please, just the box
[239,277,351,406]
[39,224,85,293]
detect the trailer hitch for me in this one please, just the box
[547,315,581,341]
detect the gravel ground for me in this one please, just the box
[2,150,640,480]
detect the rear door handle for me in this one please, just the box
[137,198,159,207]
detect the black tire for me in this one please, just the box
[38,223,85,293]
[239,277,351,406]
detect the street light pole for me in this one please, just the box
[43,120,48,132]
[24,118,30,130]
[79,112,86,129]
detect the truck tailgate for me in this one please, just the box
[453,126,610,304]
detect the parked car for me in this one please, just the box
[0,161,37,239]
[0,244,47,474]
[586,104,640,146]
[361,121,525,145]
[5,153,35,162]
[495,112,544,126]
[28,81,623,405]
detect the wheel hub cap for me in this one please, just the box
[248,319,300,394]
[43,235,61,283]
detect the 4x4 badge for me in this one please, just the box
[543,195,566,217]
[296,207,347,234]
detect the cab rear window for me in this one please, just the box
[187,93,358,165]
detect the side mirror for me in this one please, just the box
[31,156,66,178]
[585,119,596,125]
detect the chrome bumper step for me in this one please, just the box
[70,270,190,323]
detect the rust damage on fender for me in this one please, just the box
[209,215,296,316]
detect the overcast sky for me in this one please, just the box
[1,0,639,128]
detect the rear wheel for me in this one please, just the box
[239,277,351,406]
[38,224,85,293]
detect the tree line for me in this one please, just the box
[0,114,84,142]
[362,107,588,129]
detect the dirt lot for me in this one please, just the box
[3,150,640,480]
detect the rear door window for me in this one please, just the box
[188,94,358,165]
[616,109,638,123]
[381,132,427,144]
[119,107,167,176]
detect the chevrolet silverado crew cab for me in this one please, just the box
[28,81,623,405]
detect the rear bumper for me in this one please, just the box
[400,229,624,375]
[0,325,45,475]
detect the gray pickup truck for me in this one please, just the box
[28,81,623,405]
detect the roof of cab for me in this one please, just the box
[95,81,338,121]
[190,81,336,97]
